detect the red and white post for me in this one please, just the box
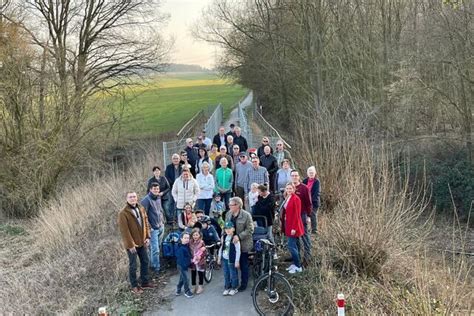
[337,293,345,316]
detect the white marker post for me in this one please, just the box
[337,293,345,316]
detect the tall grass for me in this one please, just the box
[291,111,472,314]
[0,143,163,314]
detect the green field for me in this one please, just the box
[117,72,246,138]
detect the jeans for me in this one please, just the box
[196,198,212,215]
[177,266,190,293]
[163,198,175,223]
[310,207,318,233]
[267,225,275,244]
[297,212,312,260]
[127,246,149,288]
[287,237,301,268]
[239,252,249,289]
[235,186,245,202]
[149,227,164,272]
[223,258,239,289]
[221,191,231,210]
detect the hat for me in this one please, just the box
[239,152,247,157]
[224,221,234,229]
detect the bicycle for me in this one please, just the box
[204,242,220,283]
[252,239,293,316]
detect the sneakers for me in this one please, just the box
[184,291,194,298]
[273,253,279,260]
[286,264,296,271]
[175,289,182,296]
[237,285,247,292]
[228,289,238,296]
[289,266,303,274]
[130,287,143,294]
[223,289,230,296]
[196,285,204,294]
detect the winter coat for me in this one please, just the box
[283,194,304,238]
[302,177,321,209]
[253,193,275,226]
[172,176,200,209]
[118,203,151,249]
[189,239,207,271]
[176,243,192,270]
[225,209,254,253]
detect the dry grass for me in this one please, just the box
[0,143,164,314]
[291,112,473,314]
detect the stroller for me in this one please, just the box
[161,228,181,268]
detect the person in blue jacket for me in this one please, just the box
[175,232,194,298]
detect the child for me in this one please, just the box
[217,221,241,296]
[199,215,220,254]
[248,182,259,212]
[210,194,225,228]
[189,228,207,294]
[175,232,194,298]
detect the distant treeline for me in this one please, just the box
[166,63,212,73]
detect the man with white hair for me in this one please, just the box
[233,126,248,152]
[274,139,293,167]
[302,166,320,234]
[213,126,227,148]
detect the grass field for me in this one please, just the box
[116,72,246,138]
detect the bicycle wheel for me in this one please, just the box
[204,262,213,283]
[252,272,293,316]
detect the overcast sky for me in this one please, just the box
[161,0,216,68]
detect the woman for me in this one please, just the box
[302,166,320,234]
[208,144,219,162]
[196,162,215,215]
[275,159,292,196]
[282,182,304,274]
[196,147,213,175]
[147,166,171,223]
[252,185,276,243]
[178,203,197,231]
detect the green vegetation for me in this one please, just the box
[117,72,246,138]
[0,224,27,236]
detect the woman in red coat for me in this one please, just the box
[283,182,304,273]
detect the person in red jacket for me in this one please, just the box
[282,182,304,274]
[290,170,312,263]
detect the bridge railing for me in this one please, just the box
[204,103,223,138]
[238,100,254,148]
[252,105,292,150]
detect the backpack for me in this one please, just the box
[162,230,181,257]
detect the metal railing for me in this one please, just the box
[162,104,223,166]
[204,103,223,138]
[238,100,254,148]
[252,106,291,149]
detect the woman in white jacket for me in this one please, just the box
[195,162,215,215]
[172,168,200,221]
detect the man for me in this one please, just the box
[235,152,252,201]
[213,126,227,148]
[233,127,248,152]
[215,157,233,210]
[201,130,212,150]
[214,145,234,170]
[118,191,154,294]
[141,183,165,274]
[259,145,279,192]
[165,154,182,222]
[225,197,254,291]
[274,139,293,168]
[290,170,312,263]
[172,168,200,219]
[231,145,240,168]
[193,136,206,150]
[226,123,236,137]
[184,138,198,177]
[257,137,273,158]
[244,156,269,194]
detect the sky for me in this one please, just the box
[161,0,217,68]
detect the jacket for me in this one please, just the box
[214,154,233,170]
[283,194,304,238]
[213,133,227,148]
[260,154,279,175]
[172,176,200,209]
[140,193,164,230]
[189,239,207,271]
[253,193,275,226]
[219,233,241,264]
[295,183,312,216]
[225,209,254,253]
[165,163,182,187]
[302,177,321,209]
[176,243,192,270]
[118,203,151,249]
[257,145,273,158]
[215,167,233,193]
[202,225,219,245]
[146,175,171,199]
[233,135,248,152]
[196,172,215,200]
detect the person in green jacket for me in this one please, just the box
[215,157,233,212]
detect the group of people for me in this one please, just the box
[118,123,321,297]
